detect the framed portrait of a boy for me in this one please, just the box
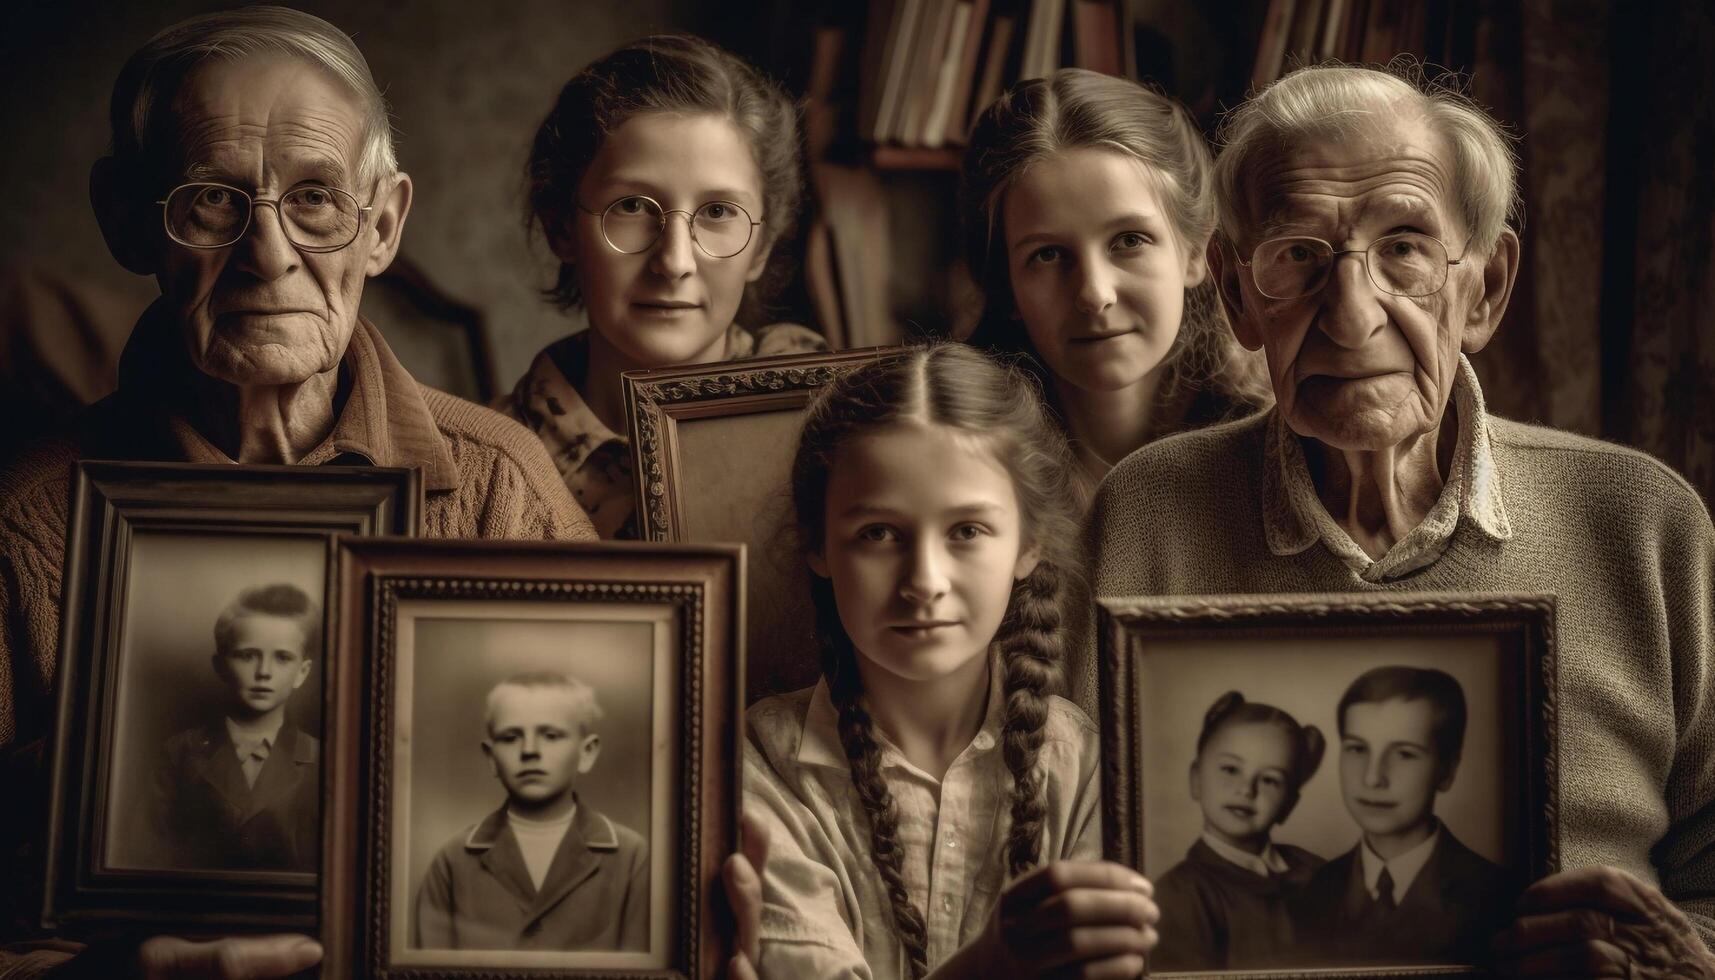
[623,346,889,702]
[1097,592,1558,978]
[322,539,741,980]
[42,460,419,931]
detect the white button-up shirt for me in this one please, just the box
[745,668,1101,979]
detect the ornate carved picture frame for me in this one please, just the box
[322,539,742,980]
[1098,591,1558,978]
[43,460,419,933]
[623,347,893,701]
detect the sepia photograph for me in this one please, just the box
[1099,592,1558,978]
[324,539,740,980]
[42,460,416,930]
[392,602,671,968]
[104,534,327,876]
[624,347,890,702]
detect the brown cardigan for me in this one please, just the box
[0,309,594,971]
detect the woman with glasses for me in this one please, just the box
[497,34,825,539]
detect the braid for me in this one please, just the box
[814,580,932,979]
[997,560,1063,877]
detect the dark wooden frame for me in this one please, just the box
[623,347,893,541]
[43,460,420,932]
[624,347,891,701]
[1097,591,1559,979]
[322,539,743,980]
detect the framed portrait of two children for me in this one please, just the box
[321,539,742,980]
[42,460,419,931]
[1098,592,1559,978]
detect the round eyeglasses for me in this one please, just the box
[155,182,373,252]
[579,195,760,259]
[1235,232,1470,300]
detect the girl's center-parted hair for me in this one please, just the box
[958,68,1271,411]
[790,343,1082,979]
[1196,691,1326,811]
[523,34,803,325]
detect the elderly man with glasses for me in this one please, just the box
[1087,65,1714,977]
[0,8,593,977]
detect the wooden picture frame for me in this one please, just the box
[323,539,742,980]
[1097,592,1558,978]
[624,347,893,702]
[43,460,420,932]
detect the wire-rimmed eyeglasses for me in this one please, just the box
[155,182,373,253]
[1234,232,1472,300]
[578,194,760,259]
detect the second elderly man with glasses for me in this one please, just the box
[0,8,595,977]
[1087,64,1715,977]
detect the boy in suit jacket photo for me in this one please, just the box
[412,671,649,952]
[1294,666,1517,966]
[144,583,321,872]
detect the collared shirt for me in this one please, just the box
[1359,823,1442,903]
[745,663,1101,980]
[223,715,284,789]
[507,804,578,891]
[497,322,826,539]
[1262,354,1513,582]
[1200,830,1290,878]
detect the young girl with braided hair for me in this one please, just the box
[734,343,1157,980]
[1151,691,1327,971]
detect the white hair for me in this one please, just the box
[110,5,398,189]
[484,671,604,737]
[1213,63,1520,255]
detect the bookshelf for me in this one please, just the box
[704,0,1472,351]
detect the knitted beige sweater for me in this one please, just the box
[0,316,594,972]
[1084,406,1715,947]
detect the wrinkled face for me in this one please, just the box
[154,54,380,387]
[214,614,313,717]
[1190,721,1296,849]
[562,111,771,369]
[1227,115,1491,451]
[1339,697,1452,839]
[810,423,1038,689]
[1003,149,1205,395]
[483,685,600,808]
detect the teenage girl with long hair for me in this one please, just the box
[958,69,1271,501]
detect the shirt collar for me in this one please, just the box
[1359,821,1442,901]
[106,301,461,490]
[505,323,758,477]
[795,656,1005,774]
[224,715,284,755]
[1261,354,1511,581]
[1200,831,1290,877]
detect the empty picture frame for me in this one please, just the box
[1098,591,1558,978]
[624,347,893,702]
[43,460,419,932]
[323,539,742,980]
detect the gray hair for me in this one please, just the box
[1214,63,1521,255]
[109,5,397,191]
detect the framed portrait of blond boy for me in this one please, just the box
[1097,592,1559,978]
[42,460,419,931]
[322,538,742,980]
[623,346,890,703]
